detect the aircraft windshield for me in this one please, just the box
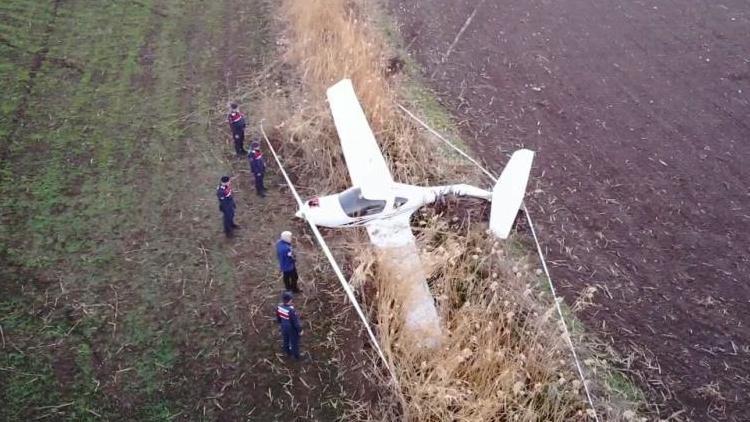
[338,187,386,218]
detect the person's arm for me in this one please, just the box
[276,244,284,273]
[291,309,302,334]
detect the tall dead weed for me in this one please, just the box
[240,0,646,420]
[353,210,591,420]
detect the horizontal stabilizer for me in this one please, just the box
[489,149,535,239]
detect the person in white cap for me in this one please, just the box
[275,231,300,292]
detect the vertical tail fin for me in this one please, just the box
[489,149,535,239]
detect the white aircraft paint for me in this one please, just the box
[295,79,534,348]
[490,149,535,239]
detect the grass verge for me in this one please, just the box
[0,0,354,419]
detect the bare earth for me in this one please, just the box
[388,0,750,420]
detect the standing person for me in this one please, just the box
[276,231,300,293]
[248,141,266,197]
[216,176,239,237]
[227,102,247,156]
[276,291,303,360]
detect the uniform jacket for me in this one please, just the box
[276,303,301,334]
[228,110,246,132]
[249,151,265,176]
[216,183,235,211]
[276,240,296,272]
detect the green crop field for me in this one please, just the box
[0,1,355,420]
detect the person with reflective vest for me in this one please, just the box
[276,290,303,360]
[248,141,266,197]
[216,176,239,237]
[276,231,300,292]
[227,102,247,156]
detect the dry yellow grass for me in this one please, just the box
[245,0,647,420]
[353,210,591,420]
[258,0,453,193]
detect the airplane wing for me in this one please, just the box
[327,79,393,199]
[366,214,442,347]
[365,213,415,248]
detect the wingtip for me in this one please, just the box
[513,148,536,160]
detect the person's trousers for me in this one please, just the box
[254,174,265,195]
[283,269,299,292]
[281,328,300,359]
[222,207,235,235]
[233,130,245,155]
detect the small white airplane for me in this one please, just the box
[293,79,534,346]
[295,79,534,246]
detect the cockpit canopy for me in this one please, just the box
[338,187,386,218]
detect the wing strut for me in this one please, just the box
[260,120,401,387]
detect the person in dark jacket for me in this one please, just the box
[227,103,247,156]
[276,290,303,360]
[216,176,239,237]
[276,231,300,292]
[248,141,266,197]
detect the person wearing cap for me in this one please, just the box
[227,102,247,156]
[276,291,303,360]
[276,231,300,292]
[216,176,239,237]
[248,140,266,197]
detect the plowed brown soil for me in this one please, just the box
[388,0,750,420]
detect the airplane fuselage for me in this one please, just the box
[296,183,491,228]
